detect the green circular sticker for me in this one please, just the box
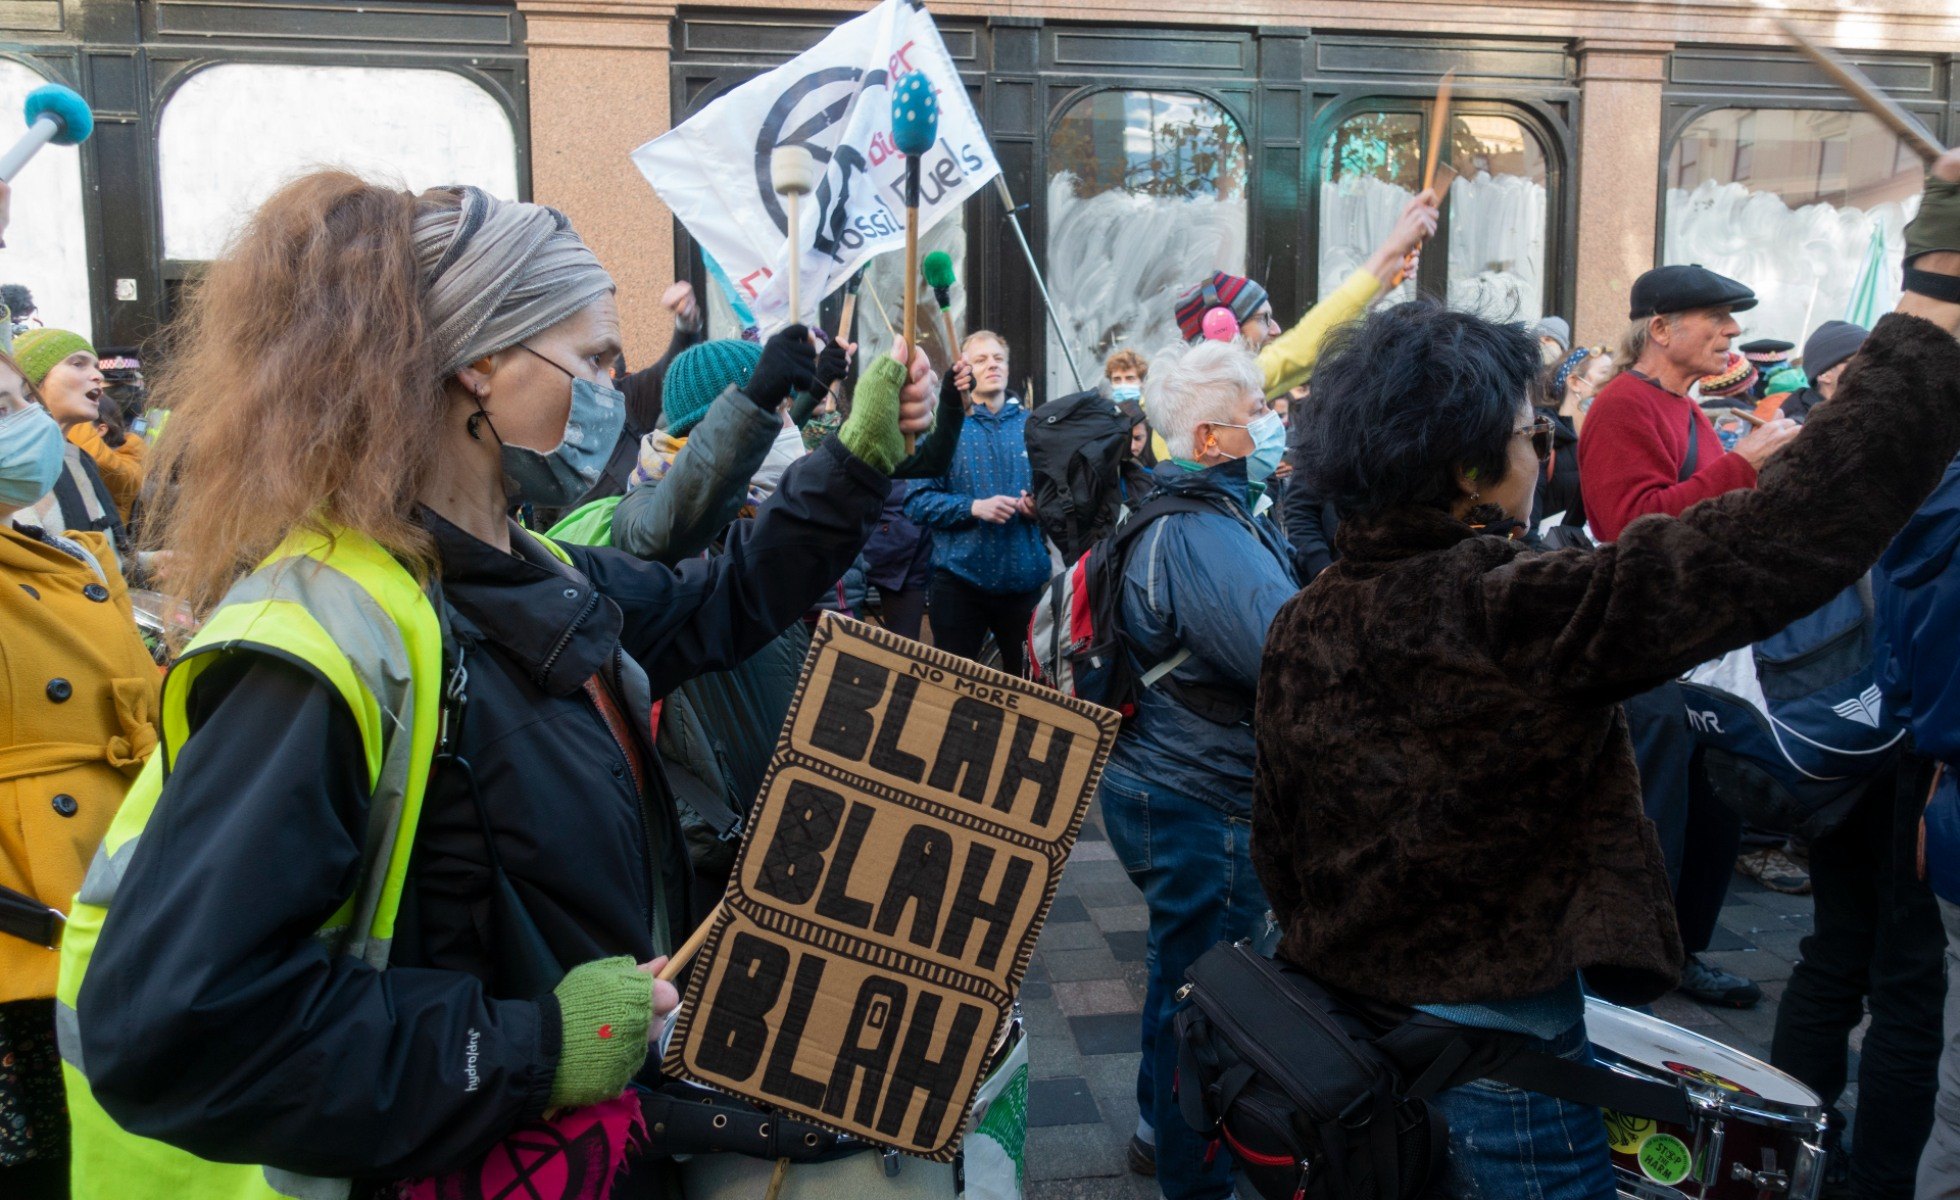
[1637,1133,1692,1185]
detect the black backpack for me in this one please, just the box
[1026,490,1257,726]
[1175,941,1692,1200]
[1024,389,1133,564]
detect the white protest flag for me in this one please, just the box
[632,0,998,329]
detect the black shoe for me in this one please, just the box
[1127,1135,1156,1177]
[1678,955,1763,1008]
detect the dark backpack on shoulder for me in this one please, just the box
[1174,942,1691,1200]
[1026,490,1255,726]
[1024,389,1132,564]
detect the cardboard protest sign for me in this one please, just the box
[663,614,1118,1160]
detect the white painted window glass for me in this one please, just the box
[1665,108,1920,344]
[1445,115,1548,323]
[0,60,93,341]
[1320,111,1420,308]
[1047,90,1249,398]
[159,64,518,263]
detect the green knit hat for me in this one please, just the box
[13,327,94,386]
[663,339,761,436]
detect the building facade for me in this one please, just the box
[2,0,1956,391]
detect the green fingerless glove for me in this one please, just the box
[838,353,908,474]
[1906,171,1960,267]
[549,956,653,1109]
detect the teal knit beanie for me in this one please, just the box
[663,339,762,436]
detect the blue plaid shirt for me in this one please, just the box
[904,396,1051,595]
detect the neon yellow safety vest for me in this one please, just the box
[56,524,572,1200]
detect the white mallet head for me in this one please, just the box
[771,145,818,197]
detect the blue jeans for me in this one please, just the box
[1431,1023,1618,1200]
[1098,764,1269,1200]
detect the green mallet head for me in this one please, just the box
[923,250,956,309]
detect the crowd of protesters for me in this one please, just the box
[6,140,1960,1200]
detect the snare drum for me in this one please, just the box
[1584,998,1828,1200]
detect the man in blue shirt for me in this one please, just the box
[905,331,1050,674]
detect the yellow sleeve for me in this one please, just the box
[1257,267,1382,397]
[65,422,146,520]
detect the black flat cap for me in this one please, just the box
[1739,338,1794,360]
[1629,264,1757,320]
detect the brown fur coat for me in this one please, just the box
[1252,314,1960,1007]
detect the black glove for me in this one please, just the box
[745,325,816,412]
[813,338,852,393]
[891,385,965,479]
[939,359,967,412]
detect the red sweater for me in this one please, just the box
[1578,370,1758,542]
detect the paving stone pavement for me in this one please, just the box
[1020,808,1845,1198]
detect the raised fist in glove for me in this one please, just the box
[814,337,854,394]
[744,325,817,412]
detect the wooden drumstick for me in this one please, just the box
[771,146,818,325]
[891,71,939,455]
[656,904,721,982]
[1393,69,1456,290]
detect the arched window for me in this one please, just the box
[1319,108,1549,322]
[1047,89,1249,395]
[0,60,93,341]
[158,64,520,264]
[1665,108,1919,343]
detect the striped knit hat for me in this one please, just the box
[1699,350,1758,400]
[1174,271,1269,342]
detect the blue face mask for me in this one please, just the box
[474,347,627,508]
[0,402,65,511]
[1215,410,1287,484]
[1111,384,1142,403]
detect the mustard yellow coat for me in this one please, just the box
[0,525,157,1002]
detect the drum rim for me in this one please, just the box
[1583,997,1825,1125]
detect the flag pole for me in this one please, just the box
[994,176,1084,393]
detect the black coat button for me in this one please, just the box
[46,678,72,703]
[83,583,109,602]
[609,761,627,779]
[51,794,78,817]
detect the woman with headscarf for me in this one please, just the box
[1253,156,1960,1196]
[1532,344,1612,533]
[54,173,934,1200]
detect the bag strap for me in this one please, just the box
[1482,1044,1694,1126]
[1678,403,1700,484]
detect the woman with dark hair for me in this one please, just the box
[1253,158,1960,1195]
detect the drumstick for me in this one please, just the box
[764,1157,791,1200]
[1421,69,1456,196]
[1394,69,1456,290]
[1774,17,1943,162]
[771,147,818,325]
[865,282,898,339]
[656,904,721,982]
[891,72,938,456]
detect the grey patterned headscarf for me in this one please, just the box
[412,186,615,377]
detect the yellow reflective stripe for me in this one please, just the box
[166,602,383,788]
[525,527,574,566]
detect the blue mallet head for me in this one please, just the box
[890,71,938,157]
[25,84,92,145]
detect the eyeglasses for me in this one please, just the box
[1516,414,1555,462]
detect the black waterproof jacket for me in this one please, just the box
[77,435,887,1183]
[1531,406,1585,531]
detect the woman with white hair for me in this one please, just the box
[1094,340,1299,1197]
